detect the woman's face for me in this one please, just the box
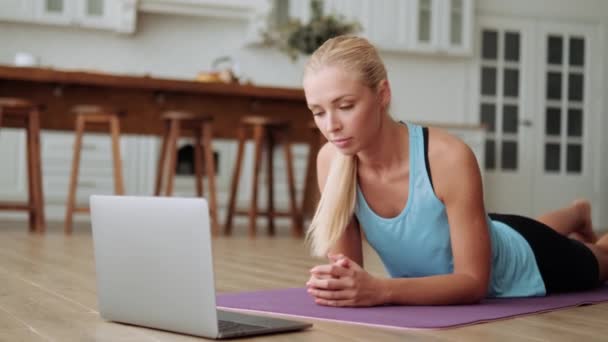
[303,65,387,155]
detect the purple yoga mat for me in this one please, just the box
[217,285,608,330]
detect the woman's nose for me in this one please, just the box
[325,113,341,132]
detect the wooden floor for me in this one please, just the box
[1,221,608,342]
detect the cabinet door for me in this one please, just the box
[364,0,409,51]
[75,0,112,29]
[0,0,34,22]
[439,0,473,55]
[35,0,74,24]
[409,0,441,52]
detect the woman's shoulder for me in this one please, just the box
[426,126,475,165]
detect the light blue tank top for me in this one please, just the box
[355,122,546,298]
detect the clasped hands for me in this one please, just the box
[306,253,385,307]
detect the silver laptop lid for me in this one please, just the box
[90,195,219,338]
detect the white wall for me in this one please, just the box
[0,12,471,124]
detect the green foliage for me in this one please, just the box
[264,0,361,61]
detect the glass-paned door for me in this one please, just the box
[532,23,596,216]
[475,17,534,216]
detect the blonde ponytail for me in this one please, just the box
[306,153,357,256]
[303,35,388,256]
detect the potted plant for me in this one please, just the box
[263,0,362,61]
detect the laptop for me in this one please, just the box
[90,195,312,339]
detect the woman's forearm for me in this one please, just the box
[378,273,487,305]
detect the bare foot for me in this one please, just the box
[572,199,597,243]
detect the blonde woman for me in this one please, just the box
[303,35,608,307]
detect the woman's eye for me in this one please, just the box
[313,111,325,116]
[339,105,353,110]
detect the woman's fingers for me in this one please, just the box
[310,263,351,278]
[307,287,353,300]
[306,275,352,290]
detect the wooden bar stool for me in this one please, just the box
[0,98,45,233]
[154,111,219,235]
[64,105,124,234]
[224,116,303,238]
[301,121,326,220]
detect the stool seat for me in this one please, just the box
[72,105,125,116]
[0,98,45,233]
[64,106,125,234]
[0,97,32,108]
[155,111,219,235]
[241,116,290,127]
[161,111,213,122]
[225,116,303,237]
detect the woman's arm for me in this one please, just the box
[315,142,363,266]
[308,131,491,306]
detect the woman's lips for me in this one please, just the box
[332,137,352,148]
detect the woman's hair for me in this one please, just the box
[304,35,388,257]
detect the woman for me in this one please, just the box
[303,35,608,307]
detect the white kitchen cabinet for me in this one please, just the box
[409,0,473,55]
[0,0,137,33]
[288,0,473,56]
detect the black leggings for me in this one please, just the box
[489,213,600,294]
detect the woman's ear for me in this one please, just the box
[377,79,391,110]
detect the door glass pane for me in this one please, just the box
[548,36,563,65]
[547,72,562,100]
[485,140,495,170]
[419,0,431,42]
[504,32,520,62]
[501,141,518,170]
[480,104,496,132]
[482,30,498,60]
[503,105,518,133]
[545,143,561,172]
[450,0,463,45]
[481,67,497,96]
[87,0,104,16]
[567,109,583,137]
[569,37,585,66]
[503,69,519,97]
[545,108,561,136]
[567,144,582,173]
[46,0,63,12]
[568,73,584,101]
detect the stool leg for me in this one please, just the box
[279,131,303,237]
[154,121,170,196]
[249,125,265,238]
[110,117,124,195]
[302,131,322,220]
[266,132,275,236]
[202,123,219,236]
[29,108,45,233]
[26,113,36,232]
[225,126,246,235]
[193,125,204,197]
[65,116,85,234]
[165,119,180,196]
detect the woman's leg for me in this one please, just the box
[536,199,597,243]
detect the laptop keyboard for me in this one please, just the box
[218,319,266,333]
